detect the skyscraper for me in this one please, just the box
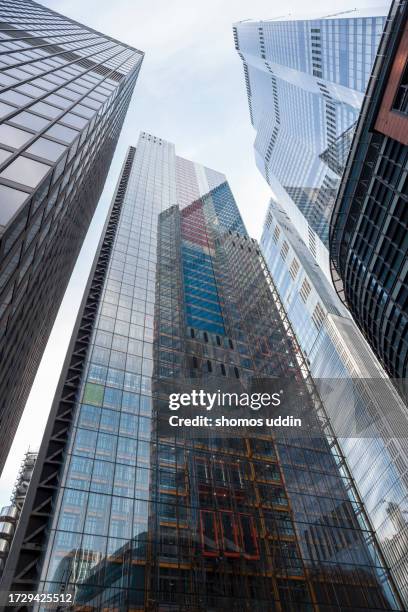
[235,12,408,605]
[0,450,37,577]
[330,0,408,389]
[233,12,385,280]
[0,0,144,472]
[1,134,402,611]
[262,198,408,606]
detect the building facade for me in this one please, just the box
[0,450,37,577]
[0,0,144,472]
[0,134,402,611]
[330,0,408,388]
[235,12,408,604]
[262,199,408,605]
[233,13,385,280]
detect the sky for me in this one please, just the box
[0,0,389,506]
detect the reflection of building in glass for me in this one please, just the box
[235,12,408,605]
[0,450,37,576]
[233,13,385,279]
[51,536,147,608]
[262,199,408,606]
[319,122,356,177]
[330,0,408,390]
[0,0,144,472]
[382,501,408,608]
[1,134,402,610]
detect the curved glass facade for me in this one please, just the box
[234,14,385,281]
[262,200,408,606]
[330,0,408,390]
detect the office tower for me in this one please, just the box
[262,199,408,606]
[235,12,408,604]
[0,450,37,576]
[233,12,385,280]
[1,135,402,611]
[0,0,144,473]
[330,0,408,387]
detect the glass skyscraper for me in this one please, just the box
[1,133,402,611]
[233,13,385,280]
[0,0,143,472]
[262,199,408,606]
[235,12,408,605]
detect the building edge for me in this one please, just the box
[0,146,136,596]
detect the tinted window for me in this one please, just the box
[0,156,51,188]
[0,184,29,226]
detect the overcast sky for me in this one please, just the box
[0,0,389,506]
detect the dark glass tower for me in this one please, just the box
[330,0,408,392]
[1,135,402,611]
[0,0,143,471]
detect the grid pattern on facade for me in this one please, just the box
[339,138,408,383]
[149,201,400,611]
[330,0,408,394]
[0,0,143,471]
[262,198,408,607]
[0,136,402,610]
[0,146,137,598]
[234,15,385,275]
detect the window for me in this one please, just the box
[0,101,14,119]
[312,302,325,329]
[308,226,317,257]
[73,103,95,119]
[26,137,66,162]
[103,386,122,409]
[393,58,408,114]
[31,101,62,119]
[0,124,32,148]
[0,149,12,165]
[44,93,71,109]
[16,83,45,98]
[61,113,88,129]
[83,382,104,406]
[0,184,29,225]
[0,156,50,189]
[10,111,49,131]
[200,511,218,556]
[239,514,259,559]
[220,511,240,556]
[300,278,312,303]
[88,364,107,384]
[46,123,79,143]
[289,258,300,280]
[280,241,289,261]
[0,90,31,106]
